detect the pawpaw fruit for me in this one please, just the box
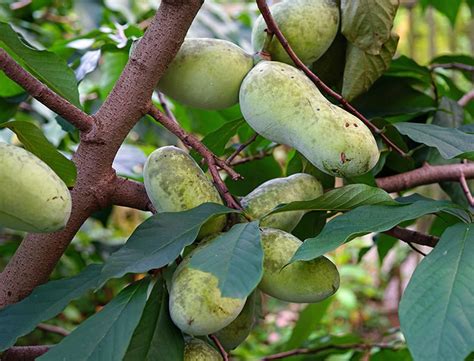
[252,0,339,65]
[158,38,253,110]
[259,228,339,303]
[143,146,225,239]
[184,338,222,361]
[0,142,71,232]
[241,173,323,232]
[239,61,379,177]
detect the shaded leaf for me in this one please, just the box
[433,97,464,128]
[399,223,474,361]
[189,222,263,299]
[385,55,432,85]
[99,50,128,99]
[200,117,245,156]
[420,0,462,26]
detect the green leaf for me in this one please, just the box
[385,55,432,85]
[0,97,21,123]
[0,22,80,107]
[341,0,399,55]
[394,123,474,160]
[285,297,333,350]
[433,97,464,128]
[99,50,128,99]
[431,54,474,81]
[270,184,396,214]
[124,278,184,361]
[375,233,397,265]
[0,71,24,97]
[291,211,327,240]
[342,33,399,101]
[39,278,150,361]
[292,199,467,262]
[200,117,245,156]
[0,121,77,186]
[189,222,263,299]
[100,203,238,284]
[420,0,462,26]
[399,223,474,361]
[371,348,412,361]
[0,264,103,351]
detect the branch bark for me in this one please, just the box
[2,346,49,361]
[385,227,439,247]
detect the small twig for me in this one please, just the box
[2,345,50,361]
[37,323,70,336]
[226,132,259,164]
[210,334,229,361]
[0,49,94,133]
[157,91,178,123]
[458,90,474,108]
[406,242,428,256]
[229,147,275,166]
[148,105,243,210]
[430,63,474,73]
[254,0,407,157]
[459,161,474,207]
[384,226,439,248]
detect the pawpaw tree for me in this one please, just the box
[0,0,473,360]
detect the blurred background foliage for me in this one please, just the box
[0,0,472,359]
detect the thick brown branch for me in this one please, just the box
[2,345,49,361]
[376,162,474,193]
[0,49,94,133]
[254,0,406,157]
[385,226,439,248]
[110,176,155,213]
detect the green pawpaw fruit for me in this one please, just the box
[239,61,379,177]
[241,173,323,232]
[259,228,339,303]
[0,142,72,233]
[143,146,226,239]
[184,338,222,361]
[169,236,246,336]
[158,38,253,110]
[215,291,258,350]
[252,0,339,65]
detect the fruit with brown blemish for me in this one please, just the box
[184,338,222,360]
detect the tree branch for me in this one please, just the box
[110,176,155,212]
[430,62,474,72]
[385,227,439,247]
[0,49,94,133]
[210,335,229,361]
[254,0,407,157]
[226,132,259,164]
[2,346,49,361]
[376,162,474,193]
[458,89,474,107]
[37,323,70,337]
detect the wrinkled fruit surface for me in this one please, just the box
[143,146,226,238]
[158,38,253,110]
[0,142,71,233]
[259,228,340,303]
[242,173,323,232]
[252,0,339,65]
[184,338,222,361]
[240,61,380,177]
[169,236,246,335]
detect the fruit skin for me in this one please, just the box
[143,146,226,239]
[158,38,253,110]
[239,61,380,178]
[169,237,246,336]
[184,338,222,361]
[241,173,323,232]
[215,291,258,350]
[259,228,339,303]
[0,142,72,233]
[252,0,339,65]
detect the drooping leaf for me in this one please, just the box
[100,203,238,284]
[0,22,80,107]
[39,278,150,361]
[342,33,399,101]
[385,55,432,85]
[124,278,184,361]
[292,199,468,262]
[0,264,103,351]
[394,123,474,160]
[374,233,397,265]
[0,121,77,186]
[341,0,399,55]
[433,97,464,128]
[189,222,263,299]
[420,0,462,26]
[200,117,245,156]
[99,50,128,99]
[399,223,474,361]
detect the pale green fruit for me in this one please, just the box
[240,61,380,177]
[158,38,254,110]
[241,173,323,232]
[215,291,258,350]
[184,339,222,361]
[252,0,339,65]
[169,239,246,336]
[0,142,71,233]
[143,146,226,239]
[259,228,339,303]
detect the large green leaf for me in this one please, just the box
[99,50,128,100]
[341,0,399,55]
[292,200,468,262]
[0,22,80,107]
[0,264,103,351]
[385,55,432,85]
[399,223,474,361]
[394,123,474,160]
[269,184,396,214]
[420,0,462,26]
[123,278,184,361]
[39,278,149,361]
[189,221,263,299]
[0,121,77,186]
[99,203,238,284]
